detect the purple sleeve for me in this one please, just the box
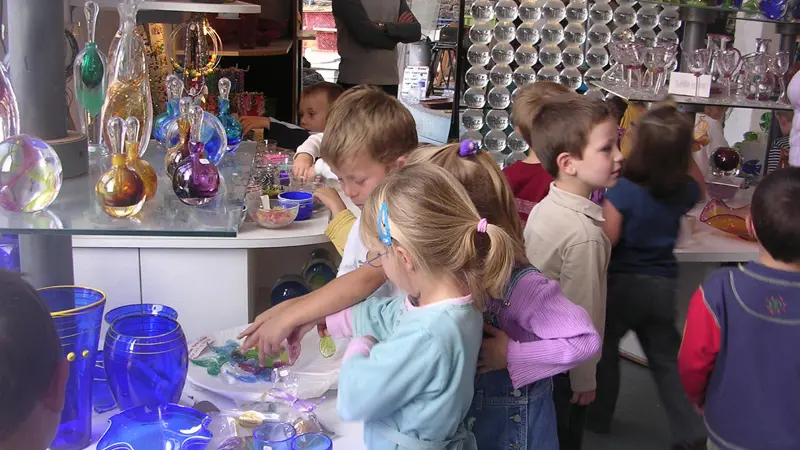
[343,337,375,361]
[505,273,602,389]
[326,308,354,338]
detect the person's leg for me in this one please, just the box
[527,378,559,450]
[553,373,586,450]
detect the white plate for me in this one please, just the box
[187,325,347,404]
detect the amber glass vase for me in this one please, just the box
[95,117,146,218]
[124,117,157,200]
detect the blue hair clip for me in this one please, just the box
[459,139,480,157]
[378,202,392,246]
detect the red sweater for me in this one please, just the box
[502,161,553,223]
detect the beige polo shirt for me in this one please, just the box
[523,183,611,393]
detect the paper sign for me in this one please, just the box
[401,65,430,99]
[668,72,712,98]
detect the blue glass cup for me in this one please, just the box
[104,303,179,324]
[92,353,116,413]
[39,286,107,450]
[292,433,333,450]
[253,422,297,450]
[104,314,189,410]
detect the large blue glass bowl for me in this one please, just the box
[104,314,189,410]
[97,403,212,450]
[39,286,107,450]
[105,303,179,325]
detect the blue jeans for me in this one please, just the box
[466,370,558,450]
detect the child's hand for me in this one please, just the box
[570,390,596,406]
[293,153,316,181]
[477,324,509,374]
[240,116,271,135]
[314,187,348,215]
[239,299,302,364]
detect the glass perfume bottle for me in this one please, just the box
[164,97,193,177]
[153,75,184,145]
[124,117,157,200]
[74,1,107,151]
[165,103,228,166]
[101,0,153,157]
[216,78,242,152]
[172,106,220,206]
[95,117,146,218]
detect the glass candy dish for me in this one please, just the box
[96,404,212,450]
[699,198,754,241]
[700,198,750,222]
[248,197,300,229]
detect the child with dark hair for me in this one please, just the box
[0,270,68,450]
[587,103,707,450]
[679,167,800,450]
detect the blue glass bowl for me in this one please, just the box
[292,433,333,450]
[278,191,314,221]
[105,304,179,325]
[0,234,19,271]
[253,422,297,450]
[97,403,212,450]
[104,315,189,410]
[93,353,116,413]
[39,286,107,450]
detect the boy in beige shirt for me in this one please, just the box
[522,96,623,450]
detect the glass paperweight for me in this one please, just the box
[39,286,106,450]
[564,23,586,46]
[490,65,513,87]
[484,130,507,152]
[590,2,613,23]
[562,46,585,68]
[539,45,563,67]
[463,87,487,109]
[471,0,496,22]
[588,24,612,47]
[165,98,192,177]
[560,67,584,90]
[565,0,588,22]
[0,135,63,212]
[541,22,565,45]
[487,86,511,109]
[217,78,243,152]
[461,109,484,131]
[710,147,742,177]
[516,23,541,46]
[172,106,221,206]
[491,43,515,65]
[74,1,107,148]
[486,109,510,130]
[543,0,567,21]
[465,66,490,88]
[494,21,517,43]
[125,117,157,200]
[0,63,19,141]
[96,404,212,450]
[513,66,537,87]
[469,23,493,45]
[519,0,542,22]
[165,109,228,166]
[508,131,530,153]
[515,45,539,67]
[153,75,183,144]
[95,117,146,219]
[467,44,491,66]
[538,66,561,84]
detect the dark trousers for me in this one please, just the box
[338,82,399,97]
[585,272,704,445]
[553,373,586,450]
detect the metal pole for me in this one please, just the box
[448,0,467,140]
[8,0,75,287]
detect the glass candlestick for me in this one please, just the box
[172,106,220,206]
[164,97,193,177]
[153,75,184,144]
[124,116,157,200]
[95,117,146,218]
[74,1,107,150]
[216,77,243,153]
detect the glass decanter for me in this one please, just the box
[216,78,243,153]
[164,97,192,177]
[74,1,107,151]
[95,117,146,218]
[753,38,777,100]
[124,117,157,200]
[172,106,220,206]
[100,0,152,157]
[0,62,19,141]
[153,75,183,145]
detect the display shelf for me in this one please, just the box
[0,142,256,237]
[176,39,293,57]
[68,0,261,14]
[638,0,800,24]
[591,81,793,111]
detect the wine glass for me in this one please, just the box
[715,49,742,98]
[601,42,626,87]
[641,46,664,91]
[686,49,711,96]
[771,51,791,103]
[616,42,644,89]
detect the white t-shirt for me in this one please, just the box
[339,216,404,298]
[296,133,323,159]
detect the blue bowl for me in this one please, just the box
[278,191,314,221]
[97,404,212,450]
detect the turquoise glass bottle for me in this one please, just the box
[216,77,243,152]
[153,74,183,145]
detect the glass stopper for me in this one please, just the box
[219,77,232,101]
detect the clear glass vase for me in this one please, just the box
[74,1,107,150]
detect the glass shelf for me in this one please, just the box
[0,142,256,237]
[638,0,800,25]
[592,81,792,111]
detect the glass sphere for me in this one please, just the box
[462,109,484,131]
[491,43,515,65]
[658,9,682,31]
[486,109,510,130]
[467,44,491,66]
[560,67,583,90]
[513,66,538,87]
[490,150,507,168]
[539,45,563,67]
[494,21,517,43]
[469,22,493,45]
[508,130,530,153]
[505,151,527,167]
[484,130,507,153]
[460,130,483,148]
[515,45,539,66]
[565,0,588,23]
[488,86,512,110]
[470,0,496,22]
[541,22,564,45]
[495,0,519,21]
[516,23,541,46]
[636,6,659,30]
[588,24,612,46]
[166,112,228,165]
[616,0,638,6]
[0,135,62,212]
[542,0,567,21]
[584,67,606,84]
[612,27,635,43]
[518,0,542,22]
[490,64,513,87]
[710,147,742,177]
[613,6,637,28]
[562,46,585,69]
[586,46,609,69]
[537,66,561,83]
[635,28,657,48]
[463,87,487,109]
[656,30,680,47]
[466,66,490,88]
[589,3,613,24]
[564,23,587,46]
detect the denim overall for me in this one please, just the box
[465,266,559,450]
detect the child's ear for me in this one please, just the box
[556,152,577,177]
[395,246,415,273]
[43,359,68,414]
[395,155,407,169]
[746,215,758,242]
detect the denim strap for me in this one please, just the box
[502,265,542,307]
[377,421,475,450]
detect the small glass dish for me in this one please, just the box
[96,404,212,450]
[248,198,300,229]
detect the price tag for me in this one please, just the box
[668,72,712,98]
[188,336,214,360]
[401,65,430,99]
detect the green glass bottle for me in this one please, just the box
[74,1,107,150]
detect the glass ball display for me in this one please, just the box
[495,0,519,21]
[584,67,606,84]
[636,6,659,30]
[518,0,542,22]
[484,130,507,153]
[589,3,613,24]
[516,23,541,46]
[490,150,507,168]
[470,0,496,22]
[487,86,512,110]
[541,22,565,45]
[460,130,483,148]
[612,28,635,43]
[586,46,610,68]
[635,29,657,48]
[560,67,583,90]
[657,30,680,46]
[505,151,527,167]
[494,21,517,43]
[537,66,561,83]
[564,23,587,46]
[467,44,491,66]
[515,45,539,67]
[539,45,563,67]
[542,0,567,21]
[490,65,513,87]
[165,112,228,166]
[461,109,484,131]
[562,46,585,68]
[508,131,530,153]
[565,0,588,23]
[513,66,538,86]
[0,135,62,212]
[658,9,682,31]
[588,24,612,47]
[469,23,493,45]
[463,87,487,109]
[616,0,638,5]
[486,109,510,130]
[465,66,490,88]
[613,6,637,28]
[491,43,515,65]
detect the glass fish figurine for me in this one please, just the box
[124,116,157,200]
[216,77,243,152]
[164,97,192,177]
[172,105,220,206]
[153,74,183,145]
[95,116,146,218]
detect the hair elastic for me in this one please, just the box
[477,218,488,233]
[459,139,480,157]
[378,202,392,246]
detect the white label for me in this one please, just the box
[401,65,430,99]
[668,72,712,98]
[188,336,214,359]
[696,74,712,97]
[261,195,271,209]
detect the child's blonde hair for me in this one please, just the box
[320,86,418,169]
[512,81,573,145]
[360,163,518,310]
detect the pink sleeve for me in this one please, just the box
[505,273,602,389]
[343,337,375,361]
[326,308,354,338]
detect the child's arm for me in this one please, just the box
[323,209,357,256]
[326,295,405,342]
[332,0,403,50]
[600,199,623,246]
[678,287,720,408]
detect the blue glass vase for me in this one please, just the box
[105,303,179,324]
[92,354,116,413]
[104,314,189,410]
[0,234,19,271]
[216,77,243,152]
[39,286,106,450]
[153,75,184,144]
[759,0,788,19]
[271,275,311,306]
